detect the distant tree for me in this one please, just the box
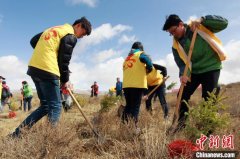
[167,82,177,90]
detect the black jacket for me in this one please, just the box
[28,32,77,83]
[153,63,167,77]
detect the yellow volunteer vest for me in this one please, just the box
[29,23,75,76]
[0,83,2,100]
[172,24,226,70]
[147,67,163,86]
[109,86,116,92]
[123,51,147,88]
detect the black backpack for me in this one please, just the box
[1,87,10,99]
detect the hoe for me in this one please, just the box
[168,29,198,135]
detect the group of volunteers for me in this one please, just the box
[122,14,227,132]
[8,13,227,137]
[0,76,34,113]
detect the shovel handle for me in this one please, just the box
[67,88,100,137]
[172,29,198,128]
[147,76,170,97]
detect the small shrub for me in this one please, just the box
[8,100,19,111]
[75,94,88,107]
[184,90,230,141]
[167,81,177,90]
[100,95,119,113]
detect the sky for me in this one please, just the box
[0,0,240,92]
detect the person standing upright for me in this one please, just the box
[11,17,92,137]
[1,80,11,108]
[115,77,123,97]
[91,81,99,97]
[22,81,33,112]
[0,76,6,112]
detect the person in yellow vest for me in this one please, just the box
[122,41,153,125]
[162,14,228,131]
[108,86,116,96]
[11,17,92,138]
[0,76,5,112]
[143,64,169,119]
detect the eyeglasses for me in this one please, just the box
[168,26,178,36]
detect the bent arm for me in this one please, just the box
[58,34,77,83]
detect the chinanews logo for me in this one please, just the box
[194,134,238,159]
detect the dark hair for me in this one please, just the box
[0,76,5,80]
[2,81,6,84]
[162,14,183,31]
[131,41,144,51]
[22,81,27,85]
[73,17,92,35]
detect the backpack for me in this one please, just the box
[1,87,10,99]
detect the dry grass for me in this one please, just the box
[0,83,239,159]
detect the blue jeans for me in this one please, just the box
[13,77,61,136]
[23,96,33,111]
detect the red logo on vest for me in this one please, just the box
[44,26,61,40]
[123,54,136,70]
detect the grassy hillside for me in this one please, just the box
[0,83,239,159]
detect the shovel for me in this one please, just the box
[67,88,102,140]
[146,76,170,98]
[168,29,198,134]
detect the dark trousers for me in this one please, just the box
[122,88,145,124]
[91,91,98,97]
[178,69,220,124]
[146,84,169,118]
[23,96,33,111]
[116,90,123,97]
